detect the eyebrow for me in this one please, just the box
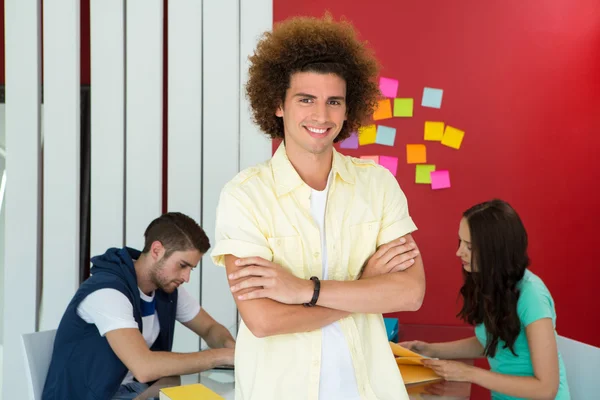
[293,93,346,101]
[459,236,471,245]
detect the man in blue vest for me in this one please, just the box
[43,212,235,400]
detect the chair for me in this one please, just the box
[557,335,600,399]
[21,329,57,400]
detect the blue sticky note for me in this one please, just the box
[375,125,396,146]
[384,318,399,342]
[421,87,443,109]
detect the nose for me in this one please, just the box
[456,244,464,258]
[182,268,191,283]
[311,102,328,124]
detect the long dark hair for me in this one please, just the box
[457,199,530,357]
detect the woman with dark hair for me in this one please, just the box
[402,199,570,399]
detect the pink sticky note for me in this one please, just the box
[340,132,359,149]
[360,155,379,164]
[379,77,399,98]
[430,170,451,190]
[379,156,398,176]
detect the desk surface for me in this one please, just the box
[137,324,491,400]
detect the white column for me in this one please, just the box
[90,0,126,258]
[2,0,42,397]
[168,0,203,353]
[239,0,273,171]
[126,0,164,249]
[202,0,241,337]
[40,0,81,331]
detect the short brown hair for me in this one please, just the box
[246,14,380,142]
[142,212,210,257]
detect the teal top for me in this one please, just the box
[474,269,570,399]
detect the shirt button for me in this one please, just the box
[276,239,282,245]
[313,252,320,258]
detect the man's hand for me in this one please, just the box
[360,237,420,279]
[228,257,313,304]
[213,347,235,367]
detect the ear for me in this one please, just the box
[275,104,284,118]
[149,240,166,261]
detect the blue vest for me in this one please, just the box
[42,247,178,400]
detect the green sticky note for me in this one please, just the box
[416,164,436,184]
[394,98,414,117]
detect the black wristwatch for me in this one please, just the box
[303,276,320,307]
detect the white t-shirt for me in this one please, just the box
[77,285,200,384]
[311,174,361,400]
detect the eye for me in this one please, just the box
[299,98,313,104]
[328,100,342,106]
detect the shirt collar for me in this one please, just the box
[272,142,355,197]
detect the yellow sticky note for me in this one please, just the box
[424,121,444,141]
[160,383,224,399]
[406,144,427,164]
[360,155,379,164]
[373,99,393,120]
[394,98,413,117]
[415,164,436,184]
[441,125,465,149]
[358,125,377,145]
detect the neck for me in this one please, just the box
[285,144,333,191]
[134,254,158,295]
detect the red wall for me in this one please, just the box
[274,0,600,347]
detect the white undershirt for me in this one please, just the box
[77,285,200,384]
[310,174,361,400]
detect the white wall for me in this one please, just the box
[1,1,273,399]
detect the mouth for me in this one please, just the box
[304,125,332,138]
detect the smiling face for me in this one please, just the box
[456,217,473,272]
[276,71,347,157]
[149,249,202,293]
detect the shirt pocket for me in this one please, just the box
[347,221,380,279]
[267,235,306,278]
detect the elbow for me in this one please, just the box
[407,282,425,311]
[243,314,274,339]
[540,382,559,400]
[131,368,154,384]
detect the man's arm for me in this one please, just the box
[225,255,350,338]
[316,233,425,313]
[231,234,425,315]
[181,308,235,349]
[105,329,233,383]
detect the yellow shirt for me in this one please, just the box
[212,144,417,400]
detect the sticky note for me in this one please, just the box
[406,144,427,164]
[358,125,377,145]
[394,98,413,117]
[431,170,451,189]
[415,164,436,184]
[441,125,465,149]
[340,132,359,149]
[375,125,396,146]
[424,121,444,141]
[379,77,399,98]
[360,155,379,164]
[379,156,399,176]
[421,87,443,108]
[373,99,393,120]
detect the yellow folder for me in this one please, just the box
[389,341,430,365]
[398,365,442,385]
[159,383,224,400]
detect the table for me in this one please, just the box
[137,324,491,399]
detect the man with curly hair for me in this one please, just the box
[211,15,424,400]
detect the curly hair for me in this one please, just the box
[457,199,530,358]
[246,14,380,142]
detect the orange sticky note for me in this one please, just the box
[360,155,379,164]
[441,125,465,149]
[424,121,444,141]
[373,99,393,120]
[358,125,377,145]
[406,144,427,164]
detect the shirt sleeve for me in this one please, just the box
[76,288,138,336]
[211,188,273,267]
[518,282,555,327]
[176,286,201,323]
[377,168,418,246]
